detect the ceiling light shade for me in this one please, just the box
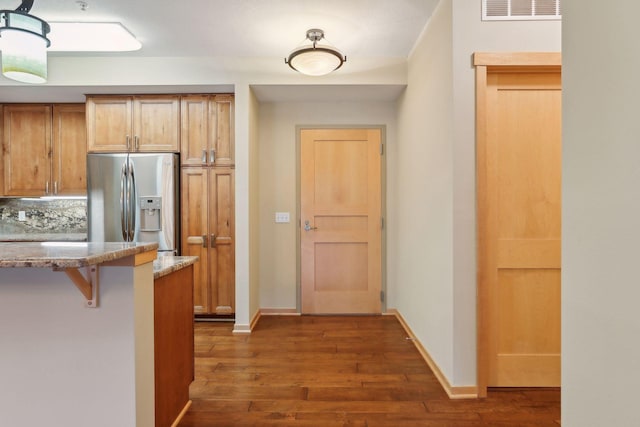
[285,29,346,76]
[0,1,50,84]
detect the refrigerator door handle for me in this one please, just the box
[120,162,128,241]
[128,160,137,241]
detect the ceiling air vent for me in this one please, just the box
[482,0,561,21]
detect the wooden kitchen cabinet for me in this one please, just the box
[52,104,87,195]
[180,94,234,167]
[86,95,180,152]
[181,167,235,315]
[154,264,194,427]
[2,104,86,196]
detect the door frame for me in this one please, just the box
[475,52,562,397]
[295,125,387,314]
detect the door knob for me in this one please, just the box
[304,220,318,231]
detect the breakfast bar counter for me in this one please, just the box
[0,241,157,268]
[0,242,196,427]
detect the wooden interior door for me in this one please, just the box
[480,71,562,387]
[208,168,235,314]
[300,128,382,314]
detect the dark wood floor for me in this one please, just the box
[180,315,560,426]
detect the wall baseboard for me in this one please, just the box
[260,308,300,316]
[232,323,251,334]
[387,308,478,399]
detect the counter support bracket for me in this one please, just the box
[63,266,99,308]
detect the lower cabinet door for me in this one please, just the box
[181,167,235,315]
[208,168,235,314]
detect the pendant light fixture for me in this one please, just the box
[285,29,346,76]
[0,0,51,84]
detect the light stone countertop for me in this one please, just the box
[153,255,199,279]
[0,242,158,269]
[0,233,87,242]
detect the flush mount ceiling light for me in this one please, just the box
[48,22,141,52]
[0,0,51,84]
[285,29,346,76]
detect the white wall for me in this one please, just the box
[249,88,261,320]
[394,0,456,382]
[451,0,561,385]
[394,0,562,387]
[562,1,640,425]
[257,101,397,309]
[0,264,154,427]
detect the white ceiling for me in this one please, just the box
[23,0,439,59]
[0,0,439,102]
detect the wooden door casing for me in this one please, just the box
[475,53,562,394]
[300,128,382,314]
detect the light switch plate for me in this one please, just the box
[275,212,290,223]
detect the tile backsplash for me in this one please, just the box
[0,198,87,235]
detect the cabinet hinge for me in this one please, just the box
[380,290,385,302]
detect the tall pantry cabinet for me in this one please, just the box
[180,95,235,315]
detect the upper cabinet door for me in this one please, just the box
[180,95,209,166]
[180,94,234,167]
[86,95,180,153]
[52,104,87,195]
[2,105,52,196]
[133,95,180,152]
[209,95,234,167]
[86,96,132,152]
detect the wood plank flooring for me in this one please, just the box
[180,315,560,426]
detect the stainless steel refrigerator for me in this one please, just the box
[87,153,179,255]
